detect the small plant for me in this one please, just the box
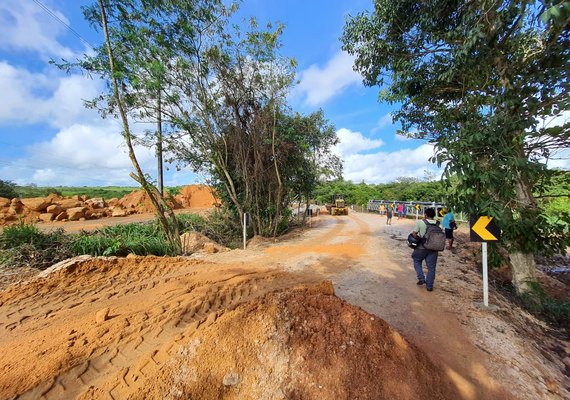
[520,281,570,327]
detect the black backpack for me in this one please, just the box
[422,220,446,251]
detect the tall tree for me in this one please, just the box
[162,18,309,236]
[342,0,569,293]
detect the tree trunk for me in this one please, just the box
[508,172,537,294]
[509,251,536,294]
[98,0,181,255]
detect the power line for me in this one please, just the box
[32,0,95,50]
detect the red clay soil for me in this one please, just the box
[1,213,567,400]
[0,254,458,400]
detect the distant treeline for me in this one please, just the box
[314,178,446,207]
[0,181,184,200]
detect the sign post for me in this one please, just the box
[415,204,420,220]
[243,213,249,250]
[470,215,501,307]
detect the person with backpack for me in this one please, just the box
[409,208,446,291]
[441,209,457,250]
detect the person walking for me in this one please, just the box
[386,204,393,225]
[397,203,404,219]
[441,209,457,250]
[410,208,440,291]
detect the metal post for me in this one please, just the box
[416,207,419,221]
[243,213,247,250]
[482,242,489,307]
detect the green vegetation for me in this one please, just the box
[13,185,139,200]
[0,180,18,199]
[314,179,446,206]
[56,0,339,245]
[0,211,243,270]
[71,223,175,257]
[177,211,242,249]
[0,221,73,270]
[520,281,570,327]
[342,0,569,294]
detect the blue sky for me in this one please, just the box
[0,0,444,187]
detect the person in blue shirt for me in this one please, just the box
[441,210,456,250]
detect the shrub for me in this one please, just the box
[0,221,73,270]
[0,179,18,199]
[520,281,570,327]
[178,210,242,249]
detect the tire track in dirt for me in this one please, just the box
[0,257,323,399]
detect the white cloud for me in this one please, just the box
[1,122,159,186]
[332,127,440,183]
[0,61,102,128]
[334,128,384,158]
[0,0,79,59]
[295,50,362,106]
[338,138,440,183]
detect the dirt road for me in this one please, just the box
[0,212,566,399]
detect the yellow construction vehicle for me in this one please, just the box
[330,194,348,215]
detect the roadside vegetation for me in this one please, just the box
[0,212,243,270]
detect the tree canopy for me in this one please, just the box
[342,0,569,293]
[64,0,340,240]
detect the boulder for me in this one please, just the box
[39,213,55,222]
[21,197,51,212]
[87,209,108,219]
[57,199,83,210]
[46,193,63,203]
[85,198,106,209]
[46,204,63,215]
[0,197,10,208]
[111,208,128,217]
[67,207,87,221]
[107,198,119,206]
[55,211,68,221]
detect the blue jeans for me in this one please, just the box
[412,248,438,288]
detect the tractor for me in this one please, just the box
[330,194,348,216]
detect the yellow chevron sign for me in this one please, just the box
[470,216,501,242]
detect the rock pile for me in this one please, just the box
[0,185,217,226]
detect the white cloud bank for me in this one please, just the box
[1,122,159,186]
[334,128,440,183]
[295,50,362,106]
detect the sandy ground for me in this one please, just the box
[0,211,568,399]
[36,209,205,234]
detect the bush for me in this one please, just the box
[0,221,73,270]
[71,222,175,257]
[0,179,18,199]
[178,210,242,249]
[520,281,570,327]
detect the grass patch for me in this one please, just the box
[0,221,73,270]
[71,222,175,257]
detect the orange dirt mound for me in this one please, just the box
[175,184,219,208]
[136,282,460,400]
[0,256,458,399]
